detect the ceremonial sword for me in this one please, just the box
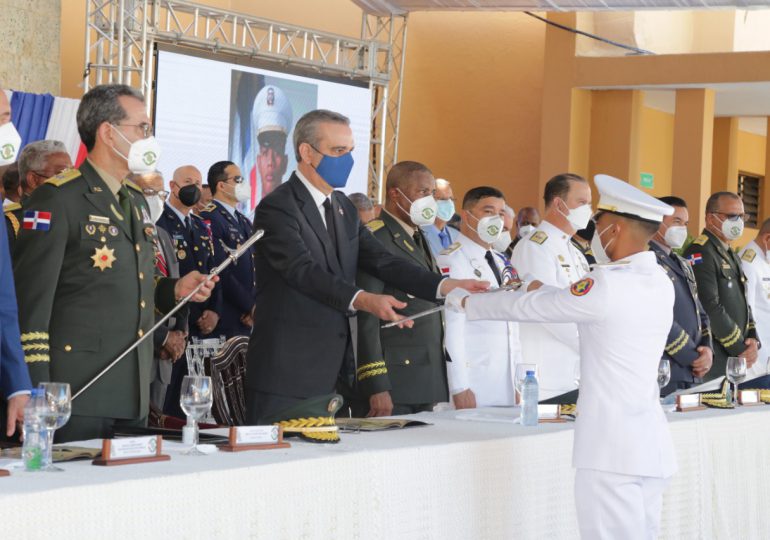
[72,229,265,401]
[380,280,525,329]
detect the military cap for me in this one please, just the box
[263,393,344,443]
[594,174,674,223]
[252,85,293,137]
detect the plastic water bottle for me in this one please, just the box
[521,370,539,426]
[22,389,46,471]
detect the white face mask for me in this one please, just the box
[146,195,164,224]
[663,225,688,250]
[397,188,437,226]
[590,223,615,264]
[518,224,536,238]
[234,181,251,203]
[558,200,592,231]
[111,125,161,174]
[472,214,504,245]
[0,122,22,166]
[492,230,512,252]
[715,214,744,241]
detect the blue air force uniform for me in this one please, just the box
[649,240,711,394]
[200,200,257,338]
[155,204,221,336]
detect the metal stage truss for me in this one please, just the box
[84,0,408,200]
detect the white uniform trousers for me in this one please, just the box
[575,468,671,540]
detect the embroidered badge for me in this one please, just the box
[687,253,703,266]
[570,277,594,296]
[22,211,52,231]
[91,245,116,271]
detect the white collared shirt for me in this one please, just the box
[167,202,190,225]
[215,198,239,220]
[295,169,330,228]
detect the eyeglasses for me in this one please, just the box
[116,122,153,138]
[224,175,244,184]
[713,212,748,222]
[142,187,169,201]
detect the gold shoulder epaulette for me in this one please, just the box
[692,234,709,246]
[3,202,21,212]
[45,168,81,187]
[439,242,461,255]
[529,231,547,245]
[124,179,142,193]
[741,249,756,263]
[202,202,217,213]
[4,210,20,237]
[366,219,385,233]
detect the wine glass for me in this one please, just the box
[514,363,538,405]
[726,357,747,406]
[658,359,671,391]
[38,382,72,472]
[180,375,213,455]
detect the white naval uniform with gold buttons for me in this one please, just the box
[510,220,589,399]
[465,251,677,540]
[436,233,522,407]
[739,240,770,379]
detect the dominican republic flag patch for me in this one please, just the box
[23,211,52,231]
[687,253,703,266]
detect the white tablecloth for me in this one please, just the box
[2,406,770,539]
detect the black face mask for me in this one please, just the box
[177,184,201,207]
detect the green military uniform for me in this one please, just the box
[682,229,758,380]
[355,211,448,414]
[13,161,177,440]
[3,197,24,254]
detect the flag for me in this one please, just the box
[23,211,52,231]
[687,253,703,266]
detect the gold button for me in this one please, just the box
[135,244,141,252]
[138,329,144,337]
[139,272,144,280]
[140,300,146,308]
[194,246,199,251]
[405,359,411,365]
[100,236,106,242]
[198,261,203,267]
[64,345,72,352]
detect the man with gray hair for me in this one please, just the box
[245,109,487,422]
[4,139,72,250]
[347,192,375,224]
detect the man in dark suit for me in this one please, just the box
[682,191,759,381]
[246,109,487,422]
[200,161,257,339]
[355,161,448,416]
[650,196,712,394]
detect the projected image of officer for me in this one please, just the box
[252,85,292,199]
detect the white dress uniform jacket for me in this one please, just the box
[739,240,770,379]
[510,220,589,399]
[466,251,678,479]
[436,233,522,406]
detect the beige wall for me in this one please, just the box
[1,0,61,94]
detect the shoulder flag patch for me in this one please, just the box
[23,211,52,231]
[687,253,703,266]
[692,234,709,246]
[366,219,385,233]
[570,277,594,296]
[529,231,547,245]
[741,249,757,263]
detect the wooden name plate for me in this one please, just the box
[93,435,170,466]
[739,390,763,406]
[219,426,291,452]
[676,394,706,412]
[537,404,567,423]
[0,469,9,477]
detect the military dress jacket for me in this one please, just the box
[682,229,758,380]
[13,161,177,420]
[356,211,448,406]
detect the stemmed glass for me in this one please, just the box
[180,375,213,455]
[726,357,747,406]
[514,363,538,405]
[658,359,671,391]
[38,382,71,472]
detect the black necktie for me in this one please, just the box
[322,198,338,255]
[413,230,434,269]
[485,250,503,286]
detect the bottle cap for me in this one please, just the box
[526,370,535,376]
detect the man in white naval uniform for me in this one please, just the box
[449,174,677,540]
[510,173,591,399]
[739,219,770,380]
[436,186,522,408]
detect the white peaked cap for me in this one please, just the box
[594,174,674,223]
[252,85,293,135]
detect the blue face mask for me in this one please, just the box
[436,199,455,222]
[311,146,354,188]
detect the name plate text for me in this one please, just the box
[739,390,760,405]
[232,425,280,445]
[108,436,161,460]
